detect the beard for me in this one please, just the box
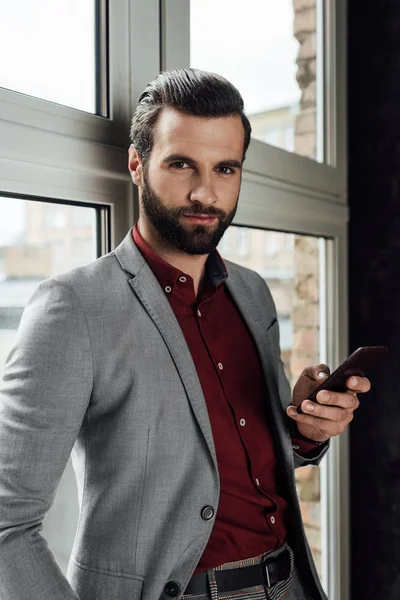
[140,175,238,255]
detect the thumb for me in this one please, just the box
[292,364,330,408]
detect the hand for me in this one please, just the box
[286,364,371,443]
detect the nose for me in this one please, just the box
[189,174,218,206]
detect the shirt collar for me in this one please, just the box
[132,223,228,288]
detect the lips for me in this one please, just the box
[182,214,218,220]
[183,214,216,218]
[182,215,217,224]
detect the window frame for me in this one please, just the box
[0,193,111,258]
[0,0,162,246]
[0,0,130,145]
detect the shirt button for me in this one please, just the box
[270,516,276,524]
[165,286,172,293]
[240,418,246,426]
[179,276,187,283]
[292,444,300,450]
[164,581,180,597]
[255,478,260,486]
[201,506,215,521]
[197,309,202,317]
[218,363,223,370]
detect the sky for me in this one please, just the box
[0,0,95,113]
[190,0,301,114]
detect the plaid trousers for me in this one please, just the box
[182,543,315,600]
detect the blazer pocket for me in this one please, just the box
[265,316,278,333]
[265,317,280,346]
[70,561,144,600]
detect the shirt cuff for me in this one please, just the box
[291,434,324,456]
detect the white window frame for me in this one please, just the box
[161,1,349,599]
[0,0,162,246]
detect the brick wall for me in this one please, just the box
[292,0,322,577]
[293,0,317,160]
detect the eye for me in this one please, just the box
[170,161,190,169]
[217,166,235,175]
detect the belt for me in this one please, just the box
[184,547,291,596]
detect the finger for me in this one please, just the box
[300,398,359,420]
[287,405,352,432]
[287,405,303,420]
[301,364,330,383]
[345,376,371,393]
[293,364,331,407]
[315,390,360,410]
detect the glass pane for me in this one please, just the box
[218,226,325,581]
[0,196,98,573]
[190,0,320,161]
[0,0,98,114]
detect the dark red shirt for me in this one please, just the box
[132,225,314,572]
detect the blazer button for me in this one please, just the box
[164,581,180,597]
[201,506,215,521]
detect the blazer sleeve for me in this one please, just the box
[255,272,330,469]
[0,278,93,600]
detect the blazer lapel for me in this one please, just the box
[130,268,219,472]
[225,273,294,466]
[114,232,219,471]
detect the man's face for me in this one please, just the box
[133,107,245,255]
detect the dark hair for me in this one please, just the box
[130,68,252,163]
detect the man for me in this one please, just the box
[0,69,368,600]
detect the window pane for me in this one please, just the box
[218,226,326,581]
[0,0,99,114]
[190,0,320,161]
[0,196,98,573]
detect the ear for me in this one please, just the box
[128,145,144,187]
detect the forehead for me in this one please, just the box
[151,107,245,160]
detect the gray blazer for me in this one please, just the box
[0,230,328,600]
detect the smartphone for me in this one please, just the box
[297,346,388,414]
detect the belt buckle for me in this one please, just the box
[264,561,272,588]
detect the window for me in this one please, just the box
[265,231,295,257]
[72,204,98,228]
[44,205,67,230]
[218,228,232,255]
[0,0,101,114]
[190,0,320,161]
[236,227,250,257]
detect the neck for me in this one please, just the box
[137,217,208,297]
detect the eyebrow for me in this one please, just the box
[162,154,243,170]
